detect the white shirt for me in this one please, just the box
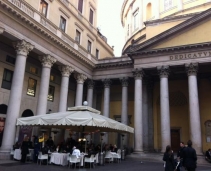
[72,149,81,158]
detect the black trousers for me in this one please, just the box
[186,168,195,171]
[21,153,27,163]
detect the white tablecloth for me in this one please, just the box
[14,149,21,160]
[50,153,69,166]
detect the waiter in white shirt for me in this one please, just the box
[72,146,81,158]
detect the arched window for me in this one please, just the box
[0,104,7,114]
[146,3,152,21]
[22,109,34,117]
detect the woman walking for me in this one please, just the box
[163,145,175,171]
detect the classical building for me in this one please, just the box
[0,0,211,159]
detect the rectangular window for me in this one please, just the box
[50,75,55,82]
[89,9,94,25]
[48,85,55,102]
[164,0,173,10]
[27,78,37,97]
[6,55,16,65]
[87,40,92,53]
[29,66,38,74]
[75,30,81,44]
[96,49,99,59]
[1,69,13,90]
[134,12,138,30]
[39,0,48,17]
[59,16,66,32]
[78,0,83,13]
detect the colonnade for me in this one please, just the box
[0,39,202,155]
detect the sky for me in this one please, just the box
[97,0,125,57]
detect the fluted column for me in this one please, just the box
[36,55,56,115]
[142,81,149,151]
[186,63,202,154]
[102,79,112,143]
[58,65,74,112]
[120,77,129,149]
[74,73,87,106]
[0,40,34,151]
[87,80,95,107]
[158,66,171,152]
[133,68,144,152]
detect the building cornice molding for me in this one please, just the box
[129,42,211,58]
[0,0,96,67]
[128,7,211,54]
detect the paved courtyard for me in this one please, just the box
[0,157,211,171]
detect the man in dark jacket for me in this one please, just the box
[183,140,197,171]
[177,142,186,170]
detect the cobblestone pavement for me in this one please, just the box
[0,158,211,171]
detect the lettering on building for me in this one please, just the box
[169,51,211,60]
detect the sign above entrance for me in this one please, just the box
[170,51,211,60]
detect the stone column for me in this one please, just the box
[120,77,129,148]
[147,81,154,151]
[74,73,87,106]
[186,63,202,154]
[58,65,74,112]
[133,68,144,152]
[142,81,149,152]
[36,55,56,115]
[102,79,112,143]
[158,66,171,152]
[87,80,95,107]
[0,40,34,151]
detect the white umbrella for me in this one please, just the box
[16,106,134,134]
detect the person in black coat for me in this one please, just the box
[183,140,197,171]
[177,142,186,170]
[205,149,211,162]
[21,136,29,163]
[163,145,175,171]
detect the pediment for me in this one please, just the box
[128,7,211,54]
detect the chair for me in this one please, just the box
[84,154,95,168]
[117,149,121,161]
[94,153,99,164]
[104,151,113,163]
[69,155,80,169]
[37,152,48,165]
[26,150,32,162]
[112,153,121,163]
[67,153,71,163]
[10,149,14,160]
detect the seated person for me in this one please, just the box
[111,145,118,153]
[42,145,49,155]
[46,137,54,149]
[63,145,71,153]
[72,146,81,158]
[13,141,20,150]
[205,149,211,162]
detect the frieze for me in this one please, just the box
[170,51,211,61]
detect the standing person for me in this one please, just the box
[33,135,40,162]
[177,142,186,171]
[163,145,175,171]
[183,140,197,171]
[21,136,29,163]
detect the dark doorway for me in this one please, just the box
[0,104,7,114]
[22,109,34,117]
[171,129,180,152]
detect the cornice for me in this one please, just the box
[128,7,211,53]
[144,12,199,26]
[0,0,96,67]
[129,42,211,57]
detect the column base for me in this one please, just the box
[133,149,144,154]
[0,151,10,160]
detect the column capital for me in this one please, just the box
[13,40,34,56]
[0,27,5,34]
[157,66,170,78]
[39,55,57,68]
[120,77,129,87]
[133,68,144,79]
[102,79,112,88]
[74,73,87,84]
[185,63,198,76]
[58,65,74,77]
[87,80,95,89]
